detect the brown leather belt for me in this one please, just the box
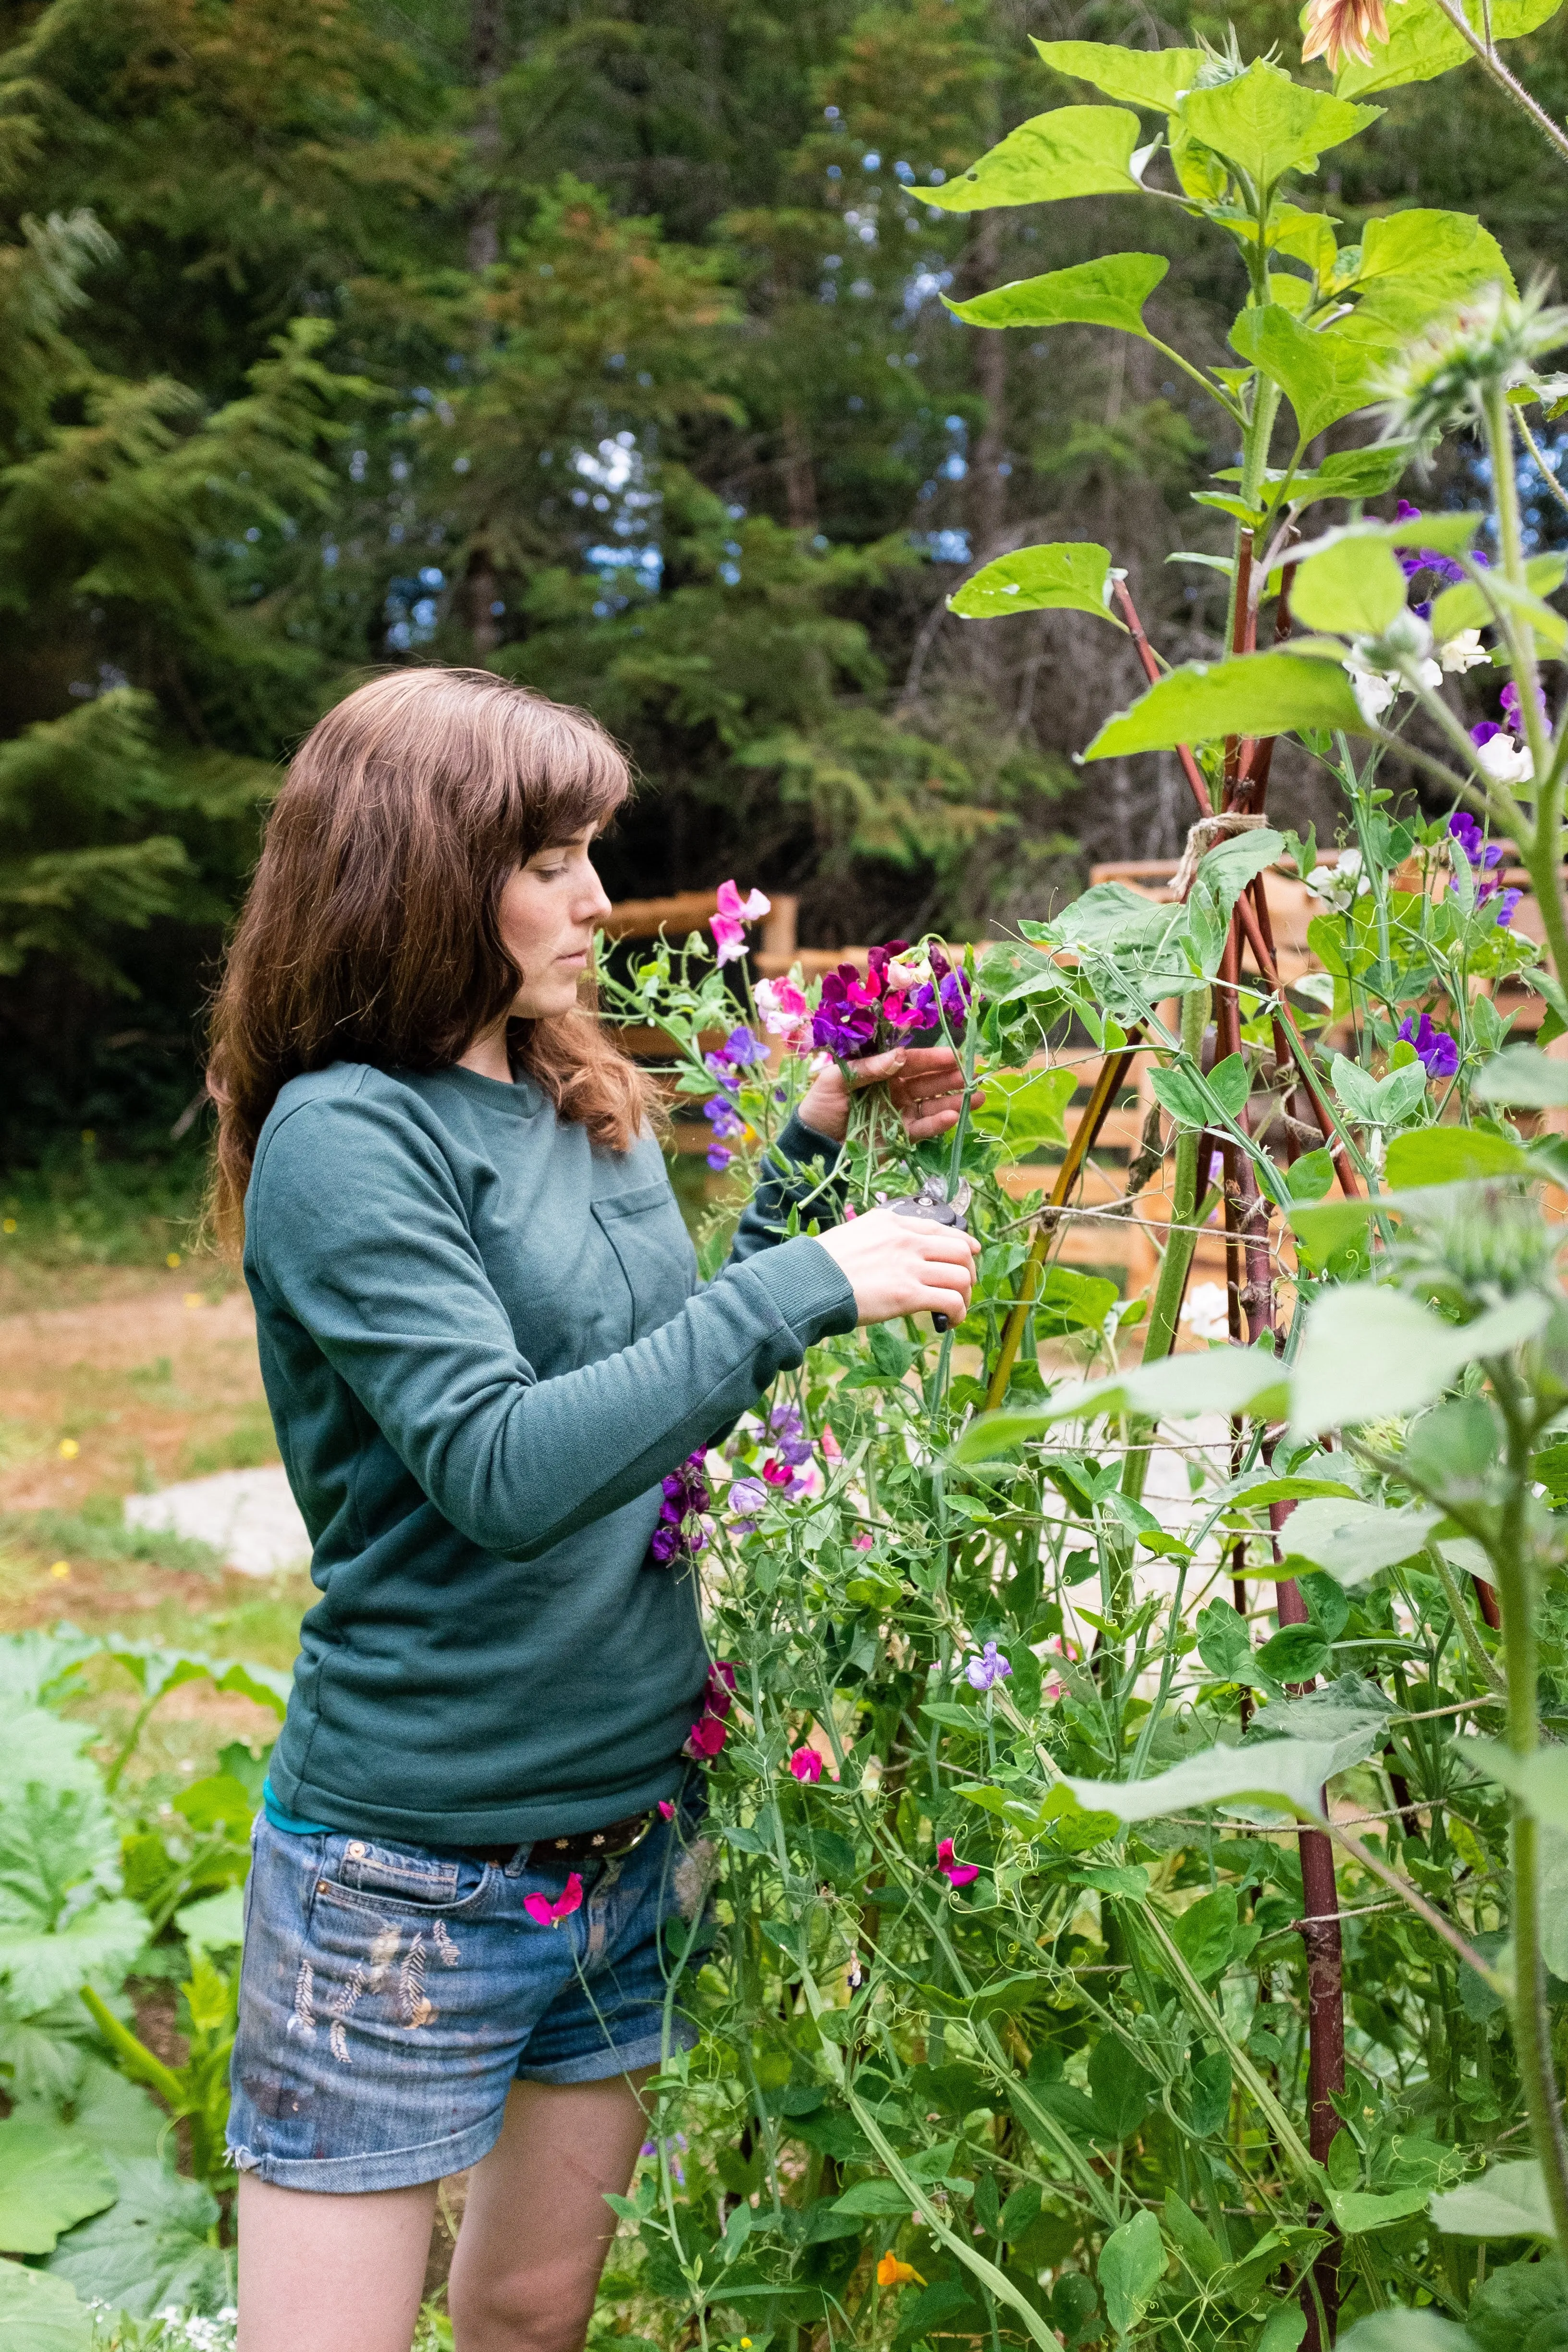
[453,1810,658,1870]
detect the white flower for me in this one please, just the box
[885,955,929,991]
[1181,1281,1231,1343]
[1474,732,1535,785]
[1411,656,1443,691]
[1304,848,1371,914]
[1346,659,1397,723]
[1439,627,1489,674]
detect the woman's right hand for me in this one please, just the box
[814,1207,979,1329]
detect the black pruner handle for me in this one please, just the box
[889,1190,966,1335]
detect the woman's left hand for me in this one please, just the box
[796,1046,980,1146]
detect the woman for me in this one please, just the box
[208,668,978,2352]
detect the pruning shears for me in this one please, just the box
[889,1174,972,1332]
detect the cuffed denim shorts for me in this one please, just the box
[227,1789,711,2192]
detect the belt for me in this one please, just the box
[454,1809,659,1870]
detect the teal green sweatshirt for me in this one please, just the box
[245,1063,855,1847]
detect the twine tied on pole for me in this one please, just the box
[1170,808,1269,903]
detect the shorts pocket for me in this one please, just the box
[324,1838,490,1916]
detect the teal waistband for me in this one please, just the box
[261,1776,334,1837]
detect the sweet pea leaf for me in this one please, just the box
[1292,536,1408,636]
[919,107,1143,212]
[0,2124,116,2255]
[1256,1623,1331,1683]
[1098,2207,1165,2338]
[1196,1598,1258,1686]
[950,1342,1289,1459]
[0,2258,91,2352]
[1279,1497,1442,1585]
[1170,1885,1244,1982]
[1384,1127,1534,1187]
[948,540,1118,622]
[831,2178,911,2217]
[1331,2186,1438,2234]
[1474,1046,1568,1108]
[1334,0,1564,98]
[969,1066,1077,1154]
[1288,1286,1552,1439]
[1336,2316,1478,2352]
[949,254,1169,339]
[1176,60,1380,188]
[1430,554,1567,644]
[1060,1728,1378,1823]
[1259,2305,1310,2352]
[1083,651,1365,759]
[1089,2036,1156,2141]
[1230,305,1384,441]
[1188,2051,1233,2136]
[1031,40,1203,110]
[1036,1268,1118,1337]
[1429,2159,1554,2239]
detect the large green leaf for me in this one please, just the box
[969,1065,1077,1157]
[1336,2316,1478,2352]
[1175,61,1380,190]
[1279,1497,1443,1585]
[951,1344,1289,1459]
[1430,554,1567,645]
[1230,305,1382,441]
[1292,535,1408,636]
[0,1899,147,2017]
[1384,1127,1534,1187]
[1186,829,1286,978]
[0,2258,91,2352]
[104,1643,290,1722]
[45,2158,229,2318]
[0,2124,116,2256]
[1062,1727,1380,1825]
[1288,1286,1551,1438]
[1428,2159,1553,2239]
[1334,0,1565,98]
[948,253,1168,338]
[1333,210,1516,347]
[1083,650,1365,760]
[1031,39,1203,110]
[1474,1046,1568,1108]
[947,540,1119,623]
[919,107,1144,212]
[0,1636,96,1715]
[1098,2207,1164,2338]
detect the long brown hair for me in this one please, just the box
[207,667,657,1251]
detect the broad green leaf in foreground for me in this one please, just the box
[947,542,1119,623]
[1083,651,1365,760]
[1031,40,1203,111]
[1279,1497,1443,1585]
[1288,1285,1552,1438]
[1337,2311,1479,2352]
[1333,0,1564,99]
[1059,1727,1381,1822]
[0,2257,91,2352]
[950,1342,1288,1460]
[1286,511,1483,569]
[1384,1127,1535,1187]
[1230,306,1384,442]
[968,1065,1078,1157]
[1175,61,1380,189]
[1334,210,1516,345]
[45,2157,229,2319]
[1429,2158,1553,2238]
[1430,554,1567,646]
[1292,535,1409,637]
[1468,1742,1568,1831]
[948,254,1169,339]
[919,107,1143,212]
[0,2122,116,2255]
[1474,1045,1568,1108]
[1098,2207,1164,2338]
[175,1885,246,1956]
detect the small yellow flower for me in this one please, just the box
[1,1217,15,1235]
[184,1292,204,1310]
[877,2254,925,2289]
[49,1560,71,1580]
[166,1251,182,1269]
[59,1438,80,1460]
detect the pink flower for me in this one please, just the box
[937,1838,980,1889]
[686,1712,728,1759]
[705,1661,737,1716]
[755,976,812,1052]
[524,1873,584,1927]
[851,1531,873,1551]
[821,1427,843,1465]
[711,879,772,966]
[658,1800,675,1820]
[789,1746,824,1783]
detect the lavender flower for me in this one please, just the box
[965,1640,1013,1692]
[1394,499,1487,619]
[767,1402,814,1468]
[1397,1011,1460,1080]
[728,1475,768,1531]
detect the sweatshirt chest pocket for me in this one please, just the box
[592,1182,698,1341]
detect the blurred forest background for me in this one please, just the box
[1,0,1566,1187]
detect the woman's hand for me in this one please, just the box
[814,1206,979,1328]
[797,1045,980,1145]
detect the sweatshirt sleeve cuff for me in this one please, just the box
[743,1233,857,1342]
[774,1112,843,1172]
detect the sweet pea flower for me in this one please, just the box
[710,880,771,965]
[964,1641,1012,1692]
[811,966,880,1058]
[1502,679,1549,733]
[755,975,812,1051]
[657,1800,675,1820]
[652,1451,711,1563]
[1439,627,1489,674]
[685,1712,727,1760]
[1181,1281,1231,1344]
[1392,500,1488,618]
[936,1837,980,1888]
[788,1745,823,1783]
[1471,721,1534,786]
[1398,1011,1460,1080]
[524,1873,584,1927]
[851,1530,874,1551]
[727,1475,768,1531]
[821,1425,843,1465]
[768,1401,814,1466]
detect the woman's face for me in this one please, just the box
[497,826,613,1020]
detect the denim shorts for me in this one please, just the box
[227,1792,712,2192]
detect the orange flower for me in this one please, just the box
[877,2254,926,2289]
[1300,0,1389,68]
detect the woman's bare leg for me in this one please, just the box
[447,2070,653,2352]
[236,2172,437,2352]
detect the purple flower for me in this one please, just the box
[1501,679,1547,733]
[704,1097,744,1141]
[652,1452,711,1563]
[811,968,880,1059]
[1395,500,1487,618]
[728,1475,768,1530]
[706,1144,732,1172]
[965,1640,1013,1692]
[1495,888,1523,927]
[1470,720,1505,750]
[1397,1012,1460,1080]
[768,1402,814,1467]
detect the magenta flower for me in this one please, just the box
[651,1452,711,1564]
[755,976,812,1052]
[1398,1012,1460,1080]
[788,1746,824,1783]
[710,880,771,965]
[811,966,880,1058]
[851,1530,874,1551]
[685,1712,727,1760]
[965,1641,1012,1693]
[524,1873,584,1927]
[937,1838,980,1888]
[705,1661,737,1715]
[657,1800,675,1820]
